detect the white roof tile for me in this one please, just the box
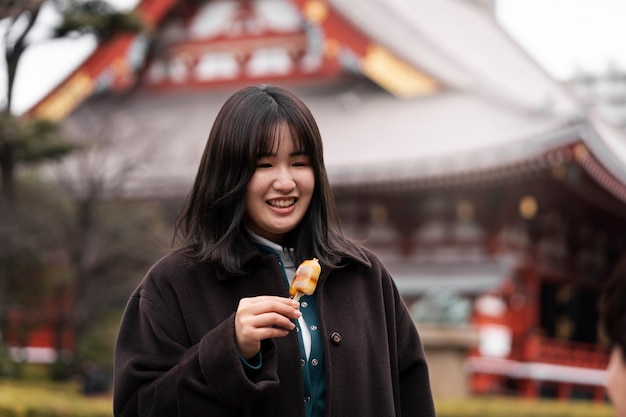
[62,80,583,197]
[330,0,580,116]
[55,0,626,200]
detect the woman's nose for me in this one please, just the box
[273,168,296,190]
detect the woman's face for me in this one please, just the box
[607,346,626,416]
[244,126,315,243]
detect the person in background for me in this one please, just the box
[113,84,436,417]
[600,269,626,417]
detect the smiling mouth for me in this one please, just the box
[268,198,296,208]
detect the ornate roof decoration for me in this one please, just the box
[27,0,626,208]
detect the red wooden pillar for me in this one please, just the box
[519,266,541,337]
[593,386,607,403]
[519,379,539,399]
[557,383,572,401]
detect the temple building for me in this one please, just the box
[21,0,626,401]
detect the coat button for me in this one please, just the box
[330,332,342,345]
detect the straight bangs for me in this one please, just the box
[253,117,313,161]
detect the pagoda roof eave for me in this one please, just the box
[328,0,580,117]
[59,79,626,202]
[326,124,583,192]
[26,0,583,123]
[327,116,626,209]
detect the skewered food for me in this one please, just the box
[289,258,321,302]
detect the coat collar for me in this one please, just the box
[213,235,369,282]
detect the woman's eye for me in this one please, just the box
[256,163,272,168]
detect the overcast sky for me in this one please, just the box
[497,0,625,78]
[2,0,625,115]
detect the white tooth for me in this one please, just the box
[271,199,293,207]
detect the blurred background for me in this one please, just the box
[0,0,624,415]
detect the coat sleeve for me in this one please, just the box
[386,269,437,417]
[113,283,279,416]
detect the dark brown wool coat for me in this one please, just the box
[114,242,436,417]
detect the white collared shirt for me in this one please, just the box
[247,231,312,359]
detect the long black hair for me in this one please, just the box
[174,85,367,274]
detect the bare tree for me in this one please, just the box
[46,102,174,377]
[0,0,143,203]
[0,1,144,356]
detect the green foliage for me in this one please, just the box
[0,112,79,166]
[55,0,144,41]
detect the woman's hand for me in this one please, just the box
[235,296,301,360]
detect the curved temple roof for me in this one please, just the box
[34,0,626,205]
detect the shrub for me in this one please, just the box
[435,396,614,417]
[0,380,112,417]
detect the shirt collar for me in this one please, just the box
[246,228,294,260]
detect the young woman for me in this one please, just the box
[601,269,626,417]
[113,85,435,417]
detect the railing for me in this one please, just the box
[467,334,610,402]
[523,333,609,369]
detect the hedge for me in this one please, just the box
[436,396,614,417]
[0,381,616,417]
[0,381,111,417]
